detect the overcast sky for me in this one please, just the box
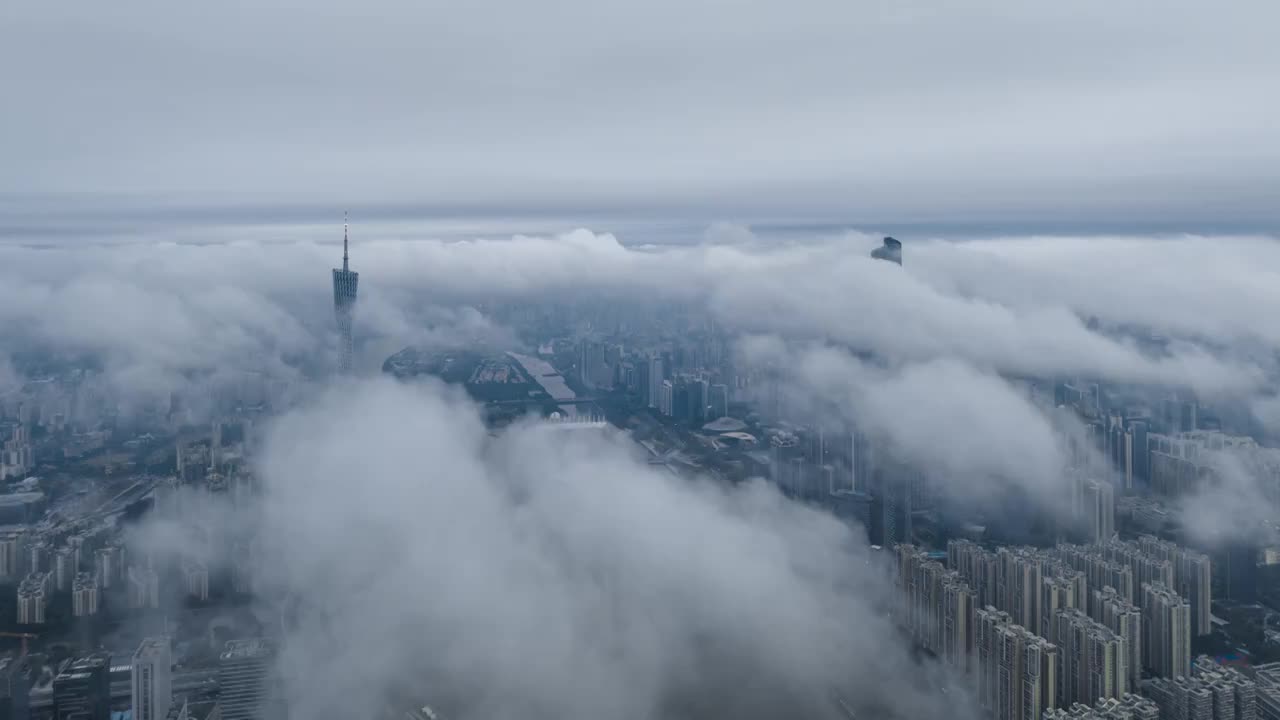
[3,1,1279,231]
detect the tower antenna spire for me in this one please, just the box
[343,210,349,271]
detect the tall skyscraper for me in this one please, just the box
[332,214,360,373]
[131,637,172,720]
[647,355,663,409]
[1083,480,1116,543]
[871,236,903,265]
[897,544,977,672]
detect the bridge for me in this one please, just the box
[482,396,602,407]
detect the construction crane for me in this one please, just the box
[0,632,37,656]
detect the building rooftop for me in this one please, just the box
[133,637,169,660]
[220,638,273,661]
[0,492,45,506]
[701,417,747,433]
[57,653,110,678]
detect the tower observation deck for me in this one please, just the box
[332,214,359,372]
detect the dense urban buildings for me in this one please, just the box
[1042,694,1159,720]
[1144,656,1258,720]
[2,225,1279,720]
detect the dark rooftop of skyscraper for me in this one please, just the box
[870,236,903,266]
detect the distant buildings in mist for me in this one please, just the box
[899,535,1231,720]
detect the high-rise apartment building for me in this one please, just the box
[0,529,26,583]
[1057,545,1135,608]
[1091,585,1142,692]
[897,545,978,675]
[1041,575,1082,645]
[897,545,976,667]
[131,637,172,720]
[1189,655,1258,720]
[1139,535,1213,637]
[1101,540,1174,600]
[1142,582,1192,679]
[183,561,210,602]
[1054,609,1128,708]
[93,545,123,590]
[1144,674,1215,720]
[128,565,160,609]
[949,539,999,610]
[942,572,977,671]
[72,573,99,617]
[998,548,1044,635]
[976,606,1058,720]
[17,572,48,625]
[1083,480,1115,544]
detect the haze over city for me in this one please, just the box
[1,2,1279,720]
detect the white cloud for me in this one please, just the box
[245,379,963,718]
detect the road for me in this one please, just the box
[29,668,217,709]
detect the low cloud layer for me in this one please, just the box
[247,379,964,719]
[2,227,1276,393]
[4,227,1278,536]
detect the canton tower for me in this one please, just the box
[332,213,359,372]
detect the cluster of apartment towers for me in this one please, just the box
[894,536,1271,720]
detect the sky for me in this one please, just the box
[3,1,1280,232]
